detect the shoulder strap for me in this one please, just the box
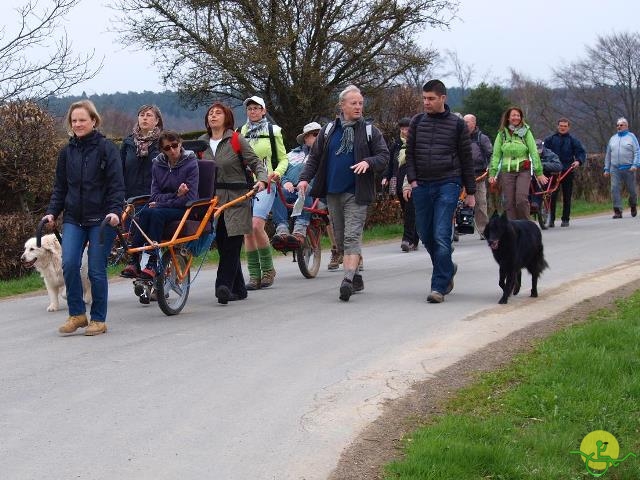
[324,121,373,153]
[324,122,333,138]
[475,131,490,161]
[268,122,278,170]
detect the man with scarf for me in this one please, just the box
[298,85,389,302]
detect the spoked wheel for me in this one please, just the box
[537,198,551,230]
[156,251,190,316]
[297,225,322,278]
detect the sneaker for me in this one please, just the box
[120,263,140,278]
[445,263,457,295]
[84,320,107,336]
[328,247,343,270]
[292,225,308,238]
[216,285,231,305]
[274,223,289,236]
[339,278,353,301]
[261,269,276,288]
[427,291,444,303]
[560,220,570,227]
[632,205,638,217]
[352,273,364,292]
[245,278,261,290]
[58,314,88,334]
[400,240,410,252]
[613,208,622,219]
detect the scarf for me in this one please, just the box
[335,118,363,155]
[133,125,161,157]
[397,137,407,167]
[246,117,269,142]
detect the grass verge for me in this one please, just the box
[384,292,640,479]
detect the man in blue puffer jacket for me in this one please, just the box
[604,117,640,218]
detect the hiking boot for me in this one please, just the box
[427,291,444,303]
[352,273,364,292]
[84,321,107,336]
[631,204,637,217]
[245,277,261,290]
[560,220,570,227]
[613,208,622,219]
[328,247,343,271]
[58,314,88,334]
[261,269,276,288]
[445,263,457,295]
[400,240,410,252]
[292,232,306,247]
[216,285,231,305]
[339,278,353,301]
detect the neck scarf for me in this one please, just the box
[335,117,363,155]
[246,117,269,142]
[133,125,161,157]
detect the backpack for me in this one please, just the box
[230,130,254,186]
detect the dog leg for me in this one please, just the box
[44,278,59,312]
[499,271,516,304]
[82,277,92,305]
[513,270,522,296]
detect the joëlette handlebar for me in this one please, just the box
[36,218,62,248]
[99,217,125,247]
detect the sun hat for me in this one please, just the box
[296,122,322,145]
[243,96,266,109]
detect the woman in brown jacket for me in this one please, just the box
[199,102,268,304]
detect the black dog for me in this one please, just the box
[483,212,548,304]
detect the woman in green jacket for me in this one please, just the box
[239,96,288,290]
[488,107,548,220]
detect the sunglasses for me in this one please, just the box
[617,124,627,127]
[162,142,180,152]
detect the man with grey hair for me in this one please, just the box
[463,113,492,236]
[298,85,389,301]
[604,117,640,218]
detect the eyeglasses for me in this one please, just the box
[308,132,319,137]
[162,142,180,152]
[247,106,263,112]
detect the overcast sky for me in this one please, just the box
[5,0,640,96]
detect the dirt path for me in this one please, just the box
[329,279,640,480]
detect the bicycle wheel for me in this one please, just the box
[156,250,190,316]
[297,225,322,279]
[537,197,551,230]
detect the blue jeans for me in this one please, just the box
[61,222,116,322]
[611,167,637,209]
[412,181,461,294]
[271,190,311,229]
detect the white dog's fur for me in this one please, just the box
[21,234,91,312]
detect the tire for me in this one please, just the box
[537,198,551,230]
[297,225,321,279]
[156,251,190,316]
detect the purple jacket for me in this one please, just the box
[150,149,199,208]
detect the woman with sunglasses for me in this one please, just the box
[121,130,199,279]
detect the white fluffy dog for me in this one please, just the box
[20,234,91,312]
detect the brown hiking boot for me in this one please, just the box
[85,321,107,336]
[261,269,276,288]
[58,314,88,334]
[328,247,343,271]
[245,277,261,290]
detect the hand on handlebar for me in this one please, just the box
[284,181,295,193]
[536,174,549,186]
[252,180,266,192]
[105,213,119,227]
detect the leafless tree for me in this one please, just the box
[113,0,458,145]
[554,31,640,150]
[443,49,474,99]
[508,69,557,138]
[0,0,102,103]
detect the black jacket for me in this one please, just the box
[299,118,389,205]
[405,105,475,194]
[120,134,161,198]
[47,130,125,226]
[543,132,586,169]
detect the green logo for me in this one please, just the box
[570,430,636,477]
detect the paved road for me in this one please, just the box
[1,213,639,480]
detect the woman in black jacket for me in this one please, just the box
[43,100,124,336]
[120,104,163,199]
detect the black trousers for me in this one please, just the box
[215,213,246,297]
[396,164,419,245]
[550,170,574,223]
